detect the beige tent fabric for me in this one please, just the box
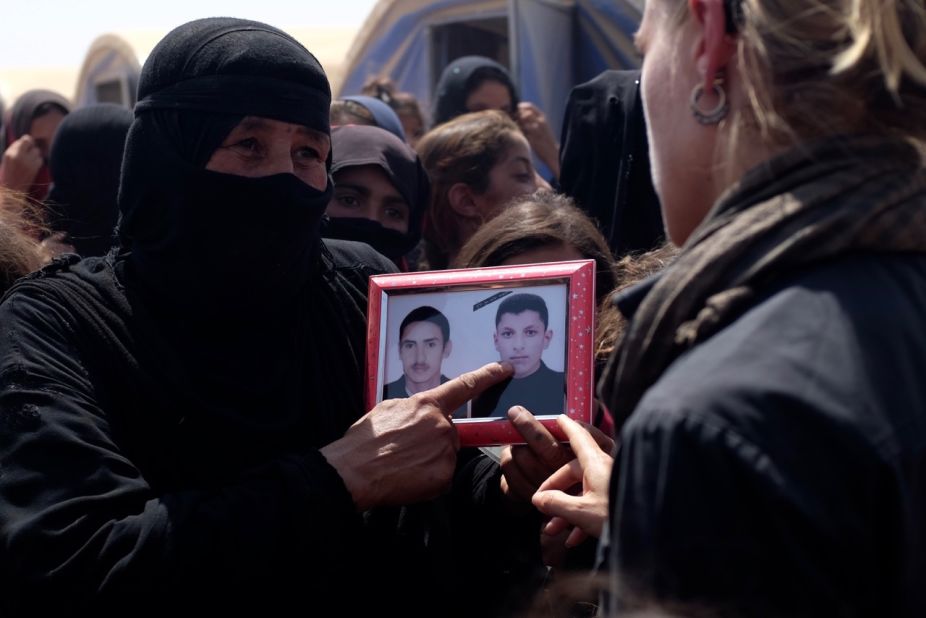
[0,26,359,105]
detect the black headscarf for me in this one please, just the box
[323,124,429,265]
[117,16,333,316]
[45,103,133,257]
[432,56,519,127]
[558,70,664,257]
[109,17,368,446]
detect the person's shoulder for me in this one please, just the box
[626,252,926,455]
[323,239,398,276]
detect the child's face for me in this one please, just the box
[493,309,552,378]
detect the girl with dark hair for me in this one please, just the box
[418,109,538,269]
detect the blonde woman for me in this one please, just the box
[532,0,926,615]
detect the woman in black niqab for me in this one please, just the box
[323,124,430,269]
[0,17,399,615]
[45,103,133,257]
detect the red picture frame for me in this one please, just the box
[366,260,596,446]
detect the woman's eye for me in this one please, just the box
[233,138,260,153]
[294,147,322,164]
[336,194,359,208]
[385,206,408,221]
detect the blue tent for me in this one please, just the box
[337,0,643,140]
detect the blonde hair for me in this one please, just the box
[730,0,926,145]
[0,189,48,294]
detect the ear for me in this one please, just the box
[447,182,480,218]
[688,0,737,88]
[443,340,453,359]
[542,329,552,350]
[493,331,500,350]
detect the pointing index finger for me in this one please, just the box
[426,362,513,416]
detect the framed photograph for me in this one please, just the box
[366,260,596,446]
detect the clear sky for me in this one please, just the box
[0,0,379,68]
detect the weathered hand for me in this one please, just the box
[532,415,614,543]
[321,362,514,511]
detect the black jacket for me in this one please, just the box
[0,241,392,615]
[605,251,926,617]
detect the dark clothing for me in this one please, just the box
[432,55,518,127]
[323,124,430,265]
[606,254,926,617]
[46,103,133,257]
[558,70,664,257]
[384,374,467,418]
[0,240,396,615]
[473,362,565,418]
[598,136,926,616]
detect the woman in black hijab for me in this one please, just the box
[45,103,133,257]
[323,124,429,269]
[0,89,71,201]
[432,55,561,180]
[0,17,509,616]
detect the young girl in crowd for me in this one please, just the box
[417,109,538,269]
[533,0,926,615]
[323,124,429,270]
[455,189,618,366]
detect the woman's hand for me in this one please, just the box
[321,362,513,511]
[514,102,560,180]
[532,414,614,547]
[0,135,43,193]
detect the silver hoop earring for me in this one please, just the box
[690,79,729,125]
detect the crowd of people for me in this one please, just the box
[0,0,925,615]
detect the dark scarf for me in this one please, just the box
[45,103,133,257]
[323,124,430,266]
[104,17,365,449]
[432,56,519,127]
[1,89,71,201]
[599,135,926,427]
[558,70,664,256]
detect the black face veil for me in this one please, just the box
[103,18,373,445]
[117,17,333,318]
[323,124,430,265]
